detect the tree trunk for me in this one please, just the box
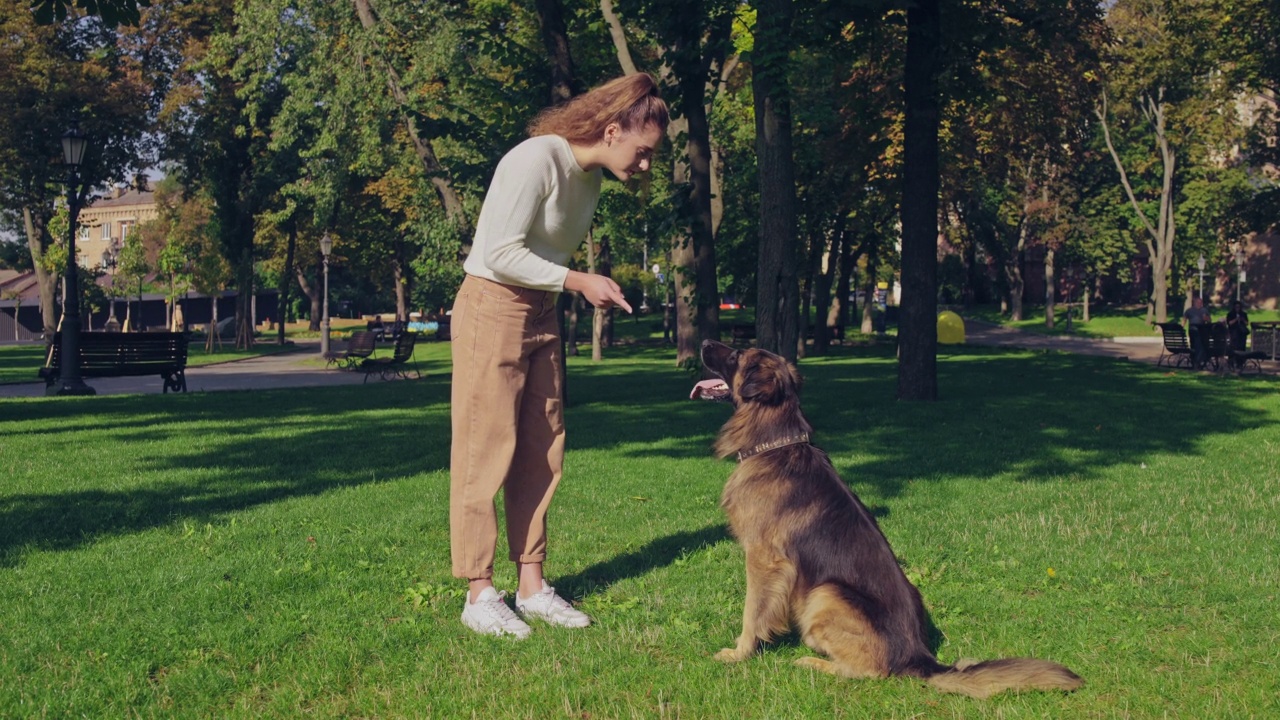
[297,262,321,332]
[393,251,409,322]
[798,223,825,359]
[898,0,941,400]
[1005,254,1025,321]
[278,222,296,345]
[1044,247,1056,329]
[600,0,639,75]
[206,294,221,352]
[589,232,602,361]
[753,0,799,361]
[1097,88,1176,324]
[666,8,728,367]
[534,0,579,102]
[862,252,877,335]
[814,225,843,355]
[22,208,59,336]
[235,253,254,349]
[835,232,855,337]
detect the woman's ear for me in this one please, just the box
[603,122,622,146]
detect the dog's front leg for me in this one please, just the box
[715,550,795,662]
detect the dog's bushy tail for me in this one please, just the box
[925,657,1083,699]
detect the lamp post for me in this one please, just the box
[102,248,118,330]
[51,122,95,396]
[319,231,333,358]
[1196,254,1206,300]
[1234,248,1245,302]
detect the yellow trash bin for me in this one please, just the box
[937,310,965,344]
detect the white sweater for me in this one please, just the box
[463,135,602,292]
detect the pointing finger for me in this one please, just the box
[613,290,633,314]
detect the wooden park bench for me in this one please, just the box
[327,330,377,369]
[40,331,189,393]
[359,331,421,383]
[1155,322,1193,368]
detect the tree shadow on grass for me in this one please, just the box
[0,377,455,567]
[564,343,1277,501]
[810,347,1278,499]
[3,343,1274,570]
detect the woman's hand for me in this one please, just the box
[565,270,633,313]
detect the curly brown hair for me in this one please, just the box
[528,74,669,143]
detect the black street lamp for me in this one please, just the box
[1196,254,1206,301]
[319,231,333,358]
[51,122,95,396]
[102,247,119,330]
[1234,248,1246,302]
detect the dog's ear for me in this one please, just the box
[736,353,793,405]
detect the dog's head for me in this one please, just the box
[691,339,802,407]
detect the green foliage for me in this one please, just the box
[609,262,655,312]
[115,226,149,289]
[408,213,466,315]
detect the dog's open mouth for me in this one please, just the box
[690,378,730,401]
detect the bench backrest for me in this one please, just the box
[390,331,417,362]
[1157,322,1190,352]
[347,330,377,357]
[47,332,189,372]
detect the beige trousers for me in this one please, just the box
[449,274,565,579]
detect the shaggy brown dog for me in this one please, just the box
[691,340,1083,698]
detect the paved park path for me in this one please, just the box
[0,339,372,399]
[960,319,1166,363]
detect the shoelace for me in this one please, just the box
[536,587,576,614]
[478,591,522,625]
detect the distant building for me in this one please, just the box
[76,186,158,270]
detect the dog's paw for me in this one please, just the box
[714,648,750,663]
[794,657,834,673]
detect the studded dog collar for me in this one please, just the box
[737,432,811,461]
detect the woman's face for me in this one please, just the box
[599,123,664,181]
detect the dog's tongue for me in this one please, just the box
[690,378,726,400]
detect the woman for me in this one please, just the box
[449,74,669,638]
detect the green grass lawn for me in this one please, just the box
[2,343,1278,718]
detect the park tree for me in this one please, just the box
[143,0,269,347]
[1094,0,1252,323]
[751,0,800,360]
[114,225,148,331]
[0,3,153,335]
[608,0,736,366]
[941,0,1105,325]
[896,0,942,400]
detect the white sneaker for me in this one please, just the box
[515,581,591,628]
[461,587,531,639]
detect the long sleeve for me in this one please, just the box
[464,136,601,292]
